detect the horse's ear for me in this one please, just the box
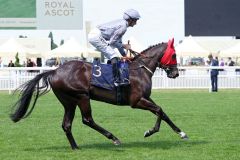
[169,38,174,48]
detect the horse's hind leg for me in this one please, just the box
[78,95,121,145]
[62,106,78,149]
[53,91,79,149]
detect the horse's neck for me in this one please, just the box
[135,44,166,74]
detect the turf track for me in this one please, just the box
[0,89,240,160]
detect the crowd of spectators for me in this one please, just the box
[0,57,38,68]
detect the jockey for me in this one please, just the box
[88,9,141,86]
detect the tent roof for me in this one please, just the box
[0,38,39,58]
[220,41,240,57]
[197,40,238,53]
[175,36,210,57]
[45,38,100,58]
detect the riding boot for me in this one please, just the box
[111,57,121,86]
[111,57,130,87]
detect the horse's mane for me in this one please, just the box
[140,42,165,54]
[131,42,165,61]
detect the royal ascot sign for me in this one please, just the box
[37,0,83,29]
[44,1,74,16]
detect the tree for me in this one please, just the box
[48,31,58,50]
[60,39,64,46]
[14,52,21,67]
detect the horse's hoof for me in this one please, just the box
[72,146,79,150]
[179,131,189,140]
[182,135,189,140]
[113,139,121,146]
[144,130,151,138]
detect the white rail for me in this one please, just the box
[0,67,55,94]
[153,66,240,89]
[0,66,240,93]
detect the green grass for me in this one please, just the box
[0,89,240,160]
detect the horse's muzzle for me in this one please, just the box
[174,73,179,78]
[167,73,179,79]
[167,69,179,79]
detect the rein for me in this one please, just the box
[139,65,154,75]
[129,49,155,59]
[128,49,154,75]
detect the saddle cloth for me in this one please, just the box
[90,60,129,90]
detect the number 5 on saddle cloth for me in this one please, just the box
[90,59,130,91]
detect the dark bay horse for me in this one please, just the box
[10,39,188,149]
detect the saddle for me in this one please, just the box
[91,59,129,89]
[90,59,130,104]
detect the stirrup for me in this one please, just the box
[123,78,130,83]
[114,82,120,87]
[114,80,121,87]
[114,79,130,87]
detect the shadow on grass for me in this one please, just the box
[24,140,209,152]
[81,140,208,150]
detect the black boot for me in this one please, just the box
[111,57,130,87]
[111,58,121,86]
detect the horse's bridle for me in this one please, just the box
[129,49,176,75]
[159,63,177,69]
[128,49,154,75]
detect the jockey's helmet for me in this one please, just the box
[123,9,141,20]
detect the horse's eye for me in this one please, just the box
[172,54,176,59]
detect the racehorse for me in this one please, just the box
[10,38,188,149]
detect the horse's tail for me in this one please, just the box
[10,70,55,122]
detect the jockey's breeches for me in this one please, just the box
[88,28,118,59]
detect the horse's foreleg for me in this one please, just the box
[144,116,161,138]
[134,98,162,137]
[78,96,121,145]
[161,111,188,139]
[143,98,162,137]
[134,97,188,139]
